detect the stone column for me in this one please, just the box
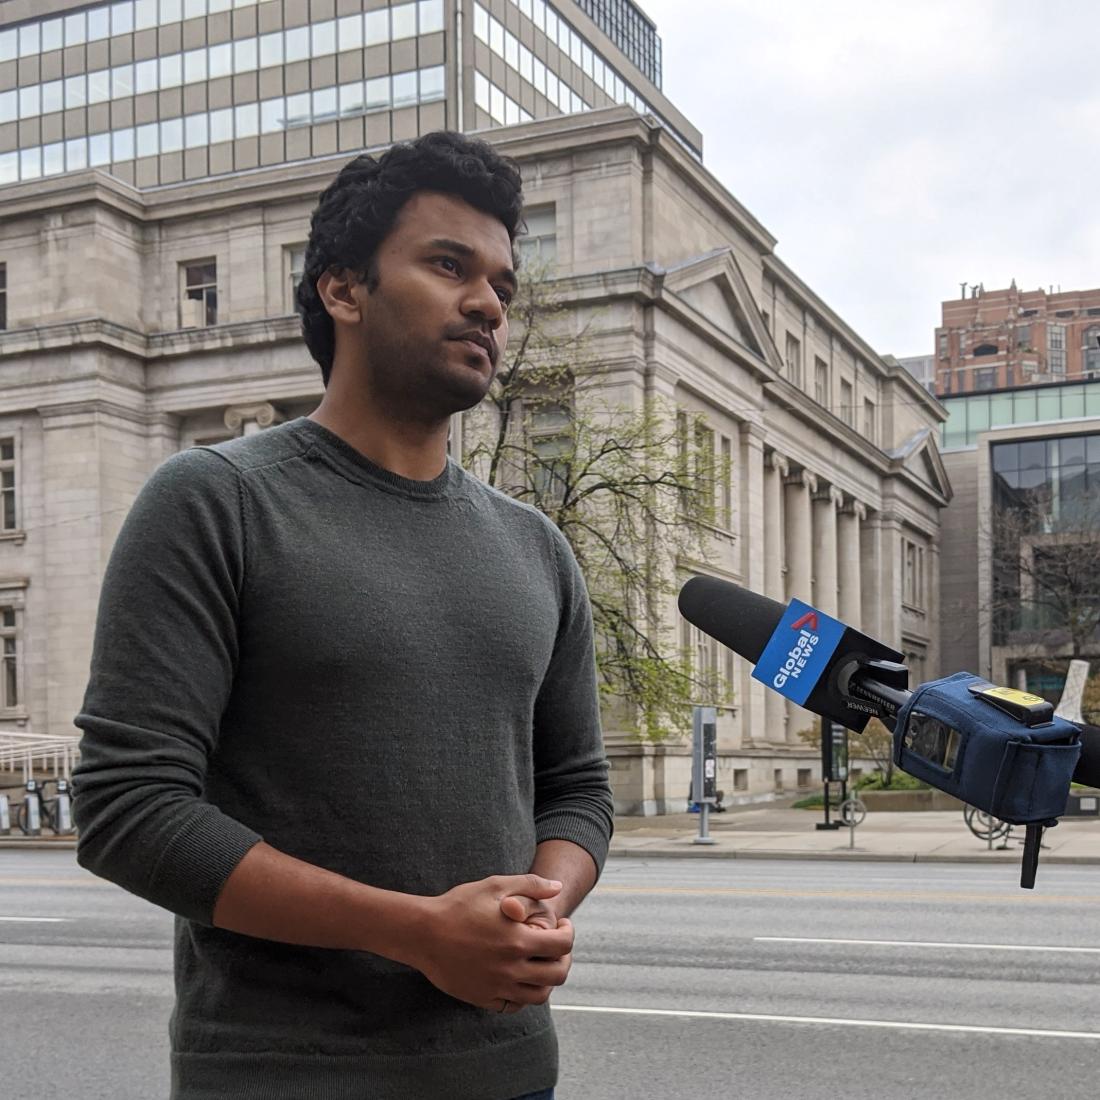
[838,499,866,629]
[783,468,816,743]
[739,422,767,748]
[224,401,283,437]
[762,451,788,746]
[811,484,843,618]
[860,509,883,640]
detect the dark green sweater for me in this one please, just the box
[72,417,614,1100]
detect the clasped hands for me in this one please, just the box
[408,874,574,1015]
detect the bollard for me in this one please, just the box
[0,793,9,834]
[54,778,73,834]
[22,778,41,836]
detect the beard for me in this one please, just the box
[363,317,497,424]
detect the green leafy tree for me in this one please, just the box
[462,265,727,741]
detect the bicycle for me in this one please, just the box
[962,804,1011,843]
[15,778,75,836]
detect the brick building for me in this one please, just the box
[935,283,1100,397]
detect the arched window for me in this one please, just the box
[973,343,999,357]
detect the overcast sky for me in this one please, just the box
[636,0,1100,359]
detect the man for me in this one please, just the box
[73,130,614,1100]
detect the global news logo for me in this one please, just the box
[772,610,821,690]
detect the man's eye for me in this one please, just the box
[436,257,460,274]
[496,289,513,309]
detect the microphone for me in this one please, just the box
[678,576,1090,889]
[677,575,909,733]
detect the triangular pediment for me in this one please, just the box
[890,428,953,502]
[659,248,783,372]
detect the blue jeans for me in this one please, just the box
[513,1091,555,1100]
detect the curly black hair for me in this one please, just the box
[296,131,525,385]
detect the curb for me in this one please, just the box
[608,845,1100,865]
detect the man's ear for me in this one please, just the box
[316,268,363,326]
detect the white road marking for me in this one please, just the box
[0,916,68,922]
[755,936,1100,954]
[553,1004,1100,1039]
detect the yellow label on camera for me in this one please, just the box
[980,686,1046,707]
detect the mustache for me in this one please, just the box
[446,327,499,364]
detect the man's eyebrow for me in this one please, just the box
[426,237,517,292]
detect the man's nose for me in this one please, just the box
[463,280,504,329]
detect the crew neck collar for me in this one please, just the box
[289,417,463,501]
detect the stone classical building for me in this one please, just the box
[0,0,949,812]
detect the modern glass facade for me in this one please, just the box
[991,431,1100,644]
[941,379,1100,449]
[572,0,660,88]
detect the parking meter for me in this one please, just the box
[23,778,40,836]
[692,706,718,845]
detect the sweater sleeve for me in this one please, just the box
[72,447,262,925]
[531,520,615,875]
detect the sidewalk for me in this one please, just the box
[609,803,1100,864]
[4,805,1099,863]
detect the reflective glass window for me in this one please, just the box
[184,112,207,148]
[260,97,284,132]
[41,80,63,115]
[111,64,134,98]
[43,142,65,176]
[87,70,110,104]
[518,45,533,83]
[364,9,389,44]
[112,127,135,162]
[135,59,158,94]
[18,23,40,58]
[365,76,390,110]
[489,17,503,54]
[64,13,87,46]
[0,31,16,62]
[65,75,87,109]
[474,4,489,42]
[490,83,505,123]
[41,18,65,52]
[184,0,206,16]
[112,1,136,34]
[284,91,310,124]
[87,8,111,41]
[392,70,417,106]
[285,26,310,63]
[419,0,444,34]
[65,138,87,171]
[392,3,417,39]
[312,87,337,118]
[312,20,336,56]
[259,32,283,67]
[20,147,42,180]
[474,71,490,113]
[208,0,232,11]
[504,30,518,69]
[209,107,233,143]
[136,120,159,157]
[234,38,257,72]
[134,0,159,30]
[160,53,183,88]
[337,14,363,51]
[339,80,363,114]
[208,42,232,78]
[89,133,112,167]
[0,152,17,184]
[18,86,40,119]
[0,90,15,124]
[184,48,207,83]
[234,101,258,137]
[159,117,183,152]
[160,0,184,23]
[420,65,444,100]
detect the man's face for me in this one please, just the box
[349,190,516,420]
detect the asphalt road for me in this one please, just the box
[3,850,1100,1099]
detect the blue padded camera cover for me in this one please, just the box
[893,672,1081,825]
